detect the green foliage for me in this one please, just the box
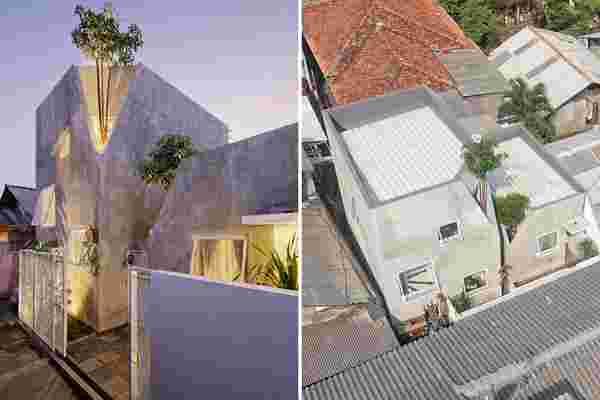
[71,4,143,66]
[138,134,199,191]
[544,0,579,32]
[544,0,599,35]
[523,113,557,144]
[495,193,530,230]
[244,235,299,291]
[458,0,498,50]
[450,291,473,314]
[462,137,507,179]
[71,4,143,144]
[30,240,54,252]
[579,238,599,260]
[500,78,556,143]
[439,0,497,50]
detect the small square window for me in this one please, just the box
[537,232,558,255]
[439,222,460,243]
[397,264,436,298]
[464,271,487,293]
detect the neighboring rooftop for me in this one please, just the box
[487,126,583,208]
[438,48,510,97]
[302,304,398,387]
[303,257,600,399]
[490,27,600,109]
[0,185,39,225]
[303,0,477,106]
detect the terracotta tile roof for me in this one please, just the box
[303,0,479,105]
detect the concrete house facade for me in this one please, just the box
[491,27,600,138]
[324,87,503,323]
[485,126,600,287]
[35,64,229,332]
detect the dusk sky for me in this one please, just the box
[0,1,298,188]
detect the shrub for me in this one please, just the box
[450,291,473,314]
[579,238,599,260]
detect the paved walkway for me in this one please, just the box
[0,304,85,399]
[68,325,130,400]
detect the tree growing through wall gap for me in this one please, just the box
[71,3,143,145]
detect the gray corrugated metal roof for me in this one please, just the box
[302,304,399,387]
[303,258,600,399]
[438,49,510,97]
[491,27,600,109]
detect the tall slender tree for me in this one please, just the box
[71,4,143,145]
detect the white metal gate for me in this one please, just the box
[18,250,68,356]
[130,267,152,400]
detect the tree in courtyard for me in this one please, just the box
[71,4,143,145]
[462,135,508,207]
[494,192,530,240]
[499,78,557,144]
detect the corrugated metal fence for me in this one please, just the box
[18,250,67,356]
[130,267,152,400]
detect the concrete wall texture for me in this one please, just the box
[36,64,229,331]
[146,271,298,400]
[145,123,299,275]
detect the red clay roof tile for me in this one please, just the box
[303,0,479,105]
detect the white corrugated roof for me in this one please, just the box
[493,137,576,207]
[492,27,600,109]
[342,106,464,202]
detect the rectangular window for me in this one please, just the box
[537,231,559,256]
[397,264,436,298]
[438,221,460,243]
[464,271,487,293]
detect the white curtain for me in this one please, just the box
[190,239,244,282]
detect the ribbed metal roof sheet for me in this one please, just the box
[343,106,464,202]
[492,27,600,109]
[303,259,600,399]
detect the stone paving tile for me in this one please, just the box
[104,376,129,398]
[97,350,121,365]
[68,324,130,398]
[78,357,101,373]
[88,365,115,384]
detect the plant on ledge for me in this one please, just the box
[138,134,199,191]
[579,238,599,261]
[71,4,143,146]
[450,290,473,314]
[494,193,530,241]
[462,136,508,180]
[243,235,299,291]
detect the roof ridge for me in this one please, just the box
[377,2,471,49]
[530,27,598,85]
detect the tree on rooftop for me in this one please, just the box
[499,78,557,144]
[71,4,143,145]
[138,134,199,191]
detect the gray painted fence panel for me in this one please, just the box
[146,271,298,399]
